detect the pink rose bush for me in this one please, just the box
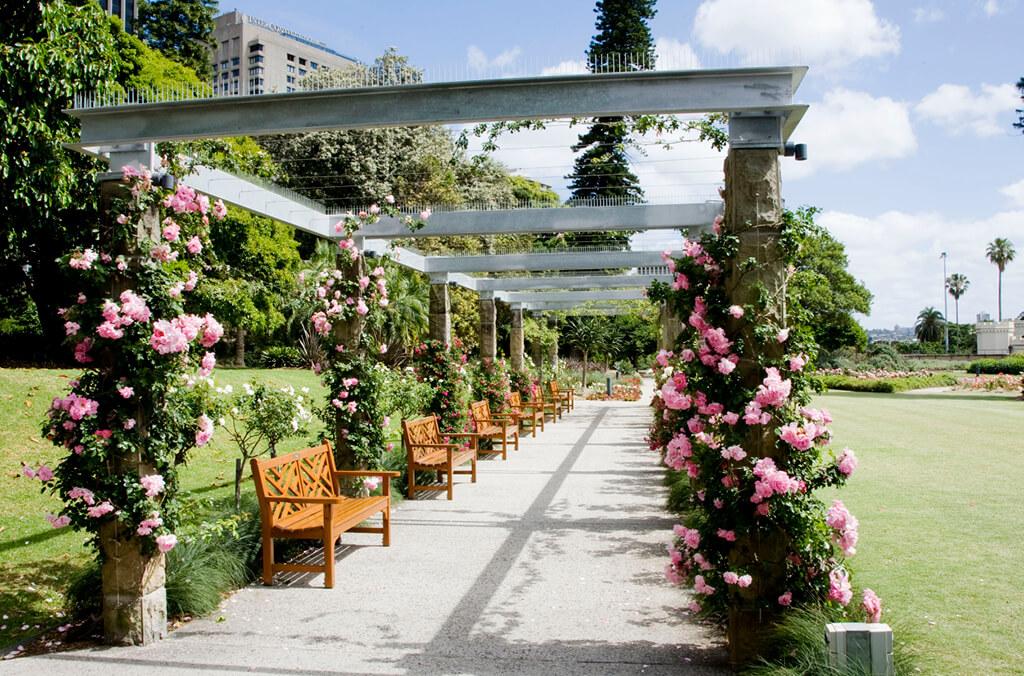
[42,166,225,557]
[648,223,875,626]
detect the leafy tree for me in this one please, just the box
[364,264,429,363]
[985,238,1016,320]
[509,176,561,206]
[561,315,611,389]
[946,273,969,326]
[565,0,657,248]
[137,0,217,79]
[786,207,873,351]
[915,307,945,343]
[0,3,124,357]
[1015,77,1023,133]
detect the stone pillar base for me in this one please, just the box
[101,523,167,645]
[103,586,167,646]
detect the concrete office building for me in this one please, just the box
[211,11,359,97]
[96,0,138,33]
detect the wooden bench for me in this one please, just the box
[251,442,399,589]
[549,380,574,413]
[469,400,519,458]
[402,415,478,500]
[508,391,544,437]
[522,386,560,422]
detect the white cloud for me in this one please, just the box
[820,208,1024,327]
[466,45,522,73]
[984,0,1000,16]
[912,6,945,22]
[541,60,587,76]
[693,0,900,69]
[654,37,701,70]
[916,83,1019,137]
[1000,179,1024,207]
[784,88,916,180]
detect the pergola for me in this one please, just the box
[72,66,806,369]
[68,66,807,649]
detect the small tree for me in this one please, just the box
[946,273,970,326]
[220,382,311,509]
[915,307,945,343]
[562,316,610,390]
[985,238,1016,320]
[137,0,218,79]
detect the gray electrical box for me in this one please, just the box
[825,622,894,675]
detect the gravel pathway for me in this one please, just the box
[5,383,726,675]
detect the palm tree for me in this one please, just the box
[561,316,609,390]
[986,238,1016,320]
[915,307,945,343]
[946,273,970,326]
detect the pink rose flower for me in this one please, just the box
[837,448,858,476]
[723,571,739,584]
[117,385,134,399]
[87,501,114,518]
[861,588,882,623]
[46,513,71,528]
[778,591,792,606]
[728,305,744,318]
[156,534,177,553]
[195,414,214,446]
[186,236,203,254]
[140,474,165,497]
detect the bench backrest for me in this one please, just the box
[508,391,522,409]
[251,442,338,523]
[548,381,560,395]
[469,400,492,426]
[402,415,442,463]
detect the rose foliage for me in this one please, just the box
[647,216,880,626]
[413,338,470,434]
[34,168,226,556]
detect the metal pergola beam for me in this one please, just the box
[474,273,669,291]
[515,300,644,313]
[360,202,722,238]
[67,67,807,146]
[498,289,647,303]
[420,249,674,274]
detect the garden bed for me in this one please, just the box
[812,370,957,393]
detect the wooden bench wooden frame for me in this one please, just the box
[469,399,519,458]
[508,391,543,437]
[402,415,478,500]
[522,387,560,422]
[251,442,399,589]
[549,380,574,413]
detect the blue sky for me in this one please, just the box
[228,0,1023,329]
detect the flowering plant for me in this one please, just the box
[647,218,879,627]
[413,338,470,434]
[35,167,226,555]
[470,357,512,413]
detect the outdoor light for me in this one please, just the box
[825,623,894,675]
[784,143,809,161]
[152,170,175,190]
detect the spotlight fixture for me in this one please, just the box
[784,143,809,161]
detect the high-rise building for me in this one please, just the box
[210,11,359,97]
[96,0,138,33]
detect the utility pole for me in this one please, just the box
[941,252,949,353]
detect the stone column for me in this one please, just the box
[429,274,451,345]
[509,305,525,371]
[478,291,496,360]
[547,315,559,370]
[721,146,787,666]
[97,146,168,645]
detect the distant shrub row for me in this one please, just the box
[812,373,957,393]
[965,355,1024,375]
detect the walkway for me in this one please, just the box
[9,385,726,675]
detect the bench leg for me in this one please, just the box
[500,435,507,460]
[539,414,544,432]
[514,431,520,451]
[262,534,274,585]
[471,456,478,483]
[408,468,416,498]
[383,504,391,547]
[447,465,454,500]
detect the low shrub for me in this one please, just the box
[253,346,304,368]
[965,355,1024,375]
[812,373,957,393]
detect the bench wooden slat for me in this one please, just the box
[469,400,519,459]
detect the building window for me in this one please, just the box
[248,67,263,76]
[287,54,295,62]
[299,57,306,66]
[221,72,228,80]
[220,60,228,69]
[213,63,219,71]
[112,0,121,14]
[221,40,229,53]
[249,42,263,53]
[286,86,295,92]
[311,61,319,70]
[298,68,306,76]
[231,57,240,66]
[286,76,296,84]
[248,55,264,64]
[231,69,239,77]
[287,65,295,73]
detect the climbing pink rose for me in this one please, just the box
[140,474,165,497]
[68,487,95,505]
[837,448,858,476]
[46,513,71,528]
[198,351,216,377]
[861,588,882,623]
[728,305,744,318]
[117,385,134,399]
[723,571,739,584]
[717,358,736,375]
[778,591,793,606]
[788,353,807,371]
[161,219,180,242]
[186,236,203,254]
[156,534,177,553]
[737,574,752,588]
[716,529,736,542]
[828,568,853,605]
[363,476,381,491]
[87,501,114,518]
[195,414,214,446]
[776,328,790,343]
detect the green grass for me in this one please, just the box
[0,367,327,648]
[818,389,1024,675]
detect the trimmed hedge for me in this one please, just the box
[812,373,958,393]
[965,356,1024,375]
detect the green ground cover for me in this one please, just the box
[813,372,959,392]
[818,389,1024,674]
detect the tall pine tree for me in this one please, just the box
[565,0,656,248]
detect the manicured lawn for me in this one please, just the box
[818,389,1024,675]
[0,367,328,649]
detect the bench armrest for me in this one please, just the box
[264,495,347,505]
[333,470,401,478]
[445,432,478,438]
[409,442,464,449]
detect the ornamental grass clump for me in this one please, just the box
[35,167,227,562]
[647,215,879,651]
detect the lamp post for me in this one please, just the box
[941,252,949,353]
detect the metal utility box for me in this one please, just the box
[825,622,894,675]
